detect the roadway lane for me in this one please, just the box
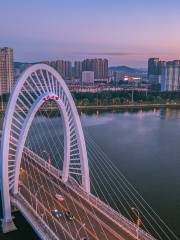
[15,187,73,240]
[19,154,142,240]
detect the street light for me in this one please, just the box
[35,184,44,213]
[40,211,46,220]
[131,207,141,240]
[76,223,86,239]
[131,90,134,103]
[41,150,51,167]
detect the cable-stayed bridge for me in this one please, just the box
[0,64,178,240]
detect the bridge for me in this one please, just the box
[0,64,178,240]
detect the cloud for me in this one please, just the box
[78,52,135,56]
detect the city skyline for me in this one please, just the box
[1,0,180,67]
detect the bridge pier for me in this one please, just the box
[1,218,17,233]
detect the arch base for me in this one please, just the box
[1,218,17,233]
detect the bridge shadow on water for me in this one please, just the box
[0,194,40,240]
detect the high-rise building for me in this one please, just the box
[44,58,108,82]
[148,58,160,76]
[64,61,72,80]
[148,58,161,84]
[158,61,166,74]
[82,59,92,72]
[49,60,72,80]
[82,58,108,81]
[0,47,15,95]
[74,61,83,79]
[161,60,180,91]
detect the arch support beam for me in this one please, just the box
[0,64,90,232]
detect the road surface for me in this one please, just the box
[18,152,151,240]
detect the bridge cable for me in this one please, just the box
[85,131,179,240]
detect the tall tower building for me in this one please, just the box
[55,60,65,78]
[50,60,72,80]
[82,59,93,72]
[148,58,160,76]
[102,58,108,79]
[74,61,83,79]
[0,47,15,95]
[82,58,108,81]
[148,58,162,83]
[64,61,72,80]
[161,60,180,91]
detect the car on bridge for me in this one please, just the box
[55,194,65,202]
[51,209,62,219]
[65,211,75,221]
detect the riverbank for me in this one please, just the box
[76,103,180,110]
[0,103,180,114]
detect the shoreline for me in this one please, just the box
[76,103,180,110]
[0,103,180,114]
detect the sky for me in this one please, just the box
[1,0,180,67]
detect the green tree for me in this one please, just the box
[112,97,121,105]
[82,98,89,106]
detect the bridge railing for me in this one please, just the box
[11,193,59,240]
[23,147,62,176]
[23,147,156,240]
[68,177,156,240]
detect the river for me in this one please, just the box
[0,107,180,239]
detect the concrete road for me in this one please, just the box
[19,154,142,240]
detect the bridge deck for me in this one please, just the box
[13,149,156,240]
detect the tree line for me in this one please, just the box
[2,87,180,107]
[72,90,180,106]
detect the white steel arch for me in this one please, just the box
[0,64,90,227]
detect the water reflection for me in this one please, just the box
[160,108,180,120]
[80,107,180,121]
[79,107,157,116]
